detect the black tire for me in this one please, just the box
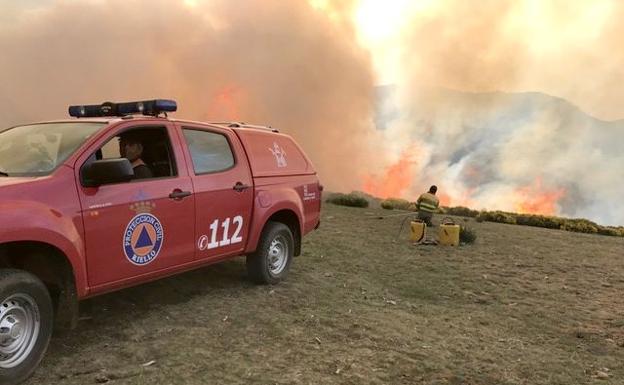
[0,269,53,385]
[246,222,294,284]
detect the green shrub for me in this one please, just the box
[515,214,564,229]
[380,201,394,210]
[475,211,487,223]
[476,210,516,225]
[459,225,477,244]
[325,193,369,208]
[444,206,480,218]
[561,219,599,234]
[597,227,621,237]
[495,212,517,224]
[380,198,412,211]
[453,206,623,238]
[349,190,378,202]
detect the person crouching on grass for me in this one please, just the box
[416,185,440,226]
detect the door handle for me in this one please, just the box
[233,182,250,192]
[169,189,192,200]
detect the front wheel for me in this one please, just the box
[0,269,53,385]
[246,222,294,284]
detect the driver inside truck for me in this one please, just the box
[119,132,153,179]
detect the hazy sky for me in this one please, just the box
[5,0,623,120]
[334,0,624,121]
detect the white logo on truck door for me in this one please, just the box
[269,142,287,168]
[123,213,164,265]
[197,215,244,251]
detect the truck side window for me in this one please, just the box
[182,129,234,174]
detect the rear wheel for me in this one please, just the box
[0,269,53,385]
[246,222,294,284]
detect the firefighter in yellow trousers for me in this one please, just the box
[416,185,440,226]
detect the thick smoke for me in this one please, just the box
[399,0,624,121]
[0,0,376,192]
[2,0,622,225]
[377,89,624,224]
[370,0,624,225]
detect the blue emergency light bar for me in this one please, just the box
[68,99,177,118]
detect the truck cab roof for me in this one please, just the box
[27,117,279,133]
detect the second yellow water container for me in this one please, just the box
[438,219,460,246]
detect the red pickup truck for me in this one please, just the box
[0,100,321,384]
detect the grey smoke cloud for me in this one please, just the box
[399,0,624,121]
[2,0,622,225]
[377,87,624,225]
[367,0,624,225]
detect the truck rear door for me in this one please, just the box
[176,123,253,261]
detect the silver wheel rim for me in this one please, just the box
[267,235,288,275]
[0,294,40,368]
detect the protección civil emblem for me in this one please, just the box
[123,212,164,266]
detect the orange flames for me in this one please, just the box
[514,177,565,215]
[362,149,416,199]
[207,85,245,120]
[439,188,477,208]
[363,157,564,217]
[438,192,451,207]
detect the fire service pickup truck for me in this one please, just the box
[0,99,321,384]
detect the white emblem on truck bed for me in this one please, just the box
[269,142,287,168]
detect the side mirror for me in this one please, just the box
[82,158,134,187]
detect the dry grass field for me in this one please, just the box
[27,203,624,385]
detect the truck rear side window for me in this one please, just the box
[183,129,234,174]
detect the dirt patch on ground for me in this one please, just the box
[26,204,624,384]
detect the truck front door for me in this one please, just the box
[76,122,196,289]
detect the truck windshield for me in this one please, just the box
[0,122,104,176]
